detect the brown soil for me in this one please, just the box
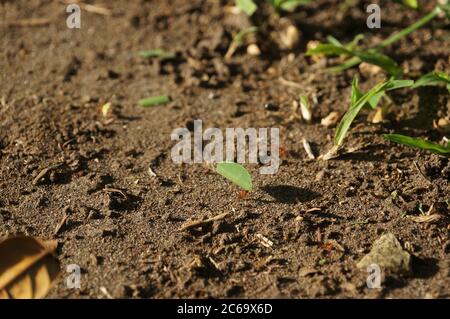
[0,0,449,298]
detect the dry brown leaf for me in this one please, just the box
[0,236,60,299]
[371,107,384,124]
[321,111,340,127]
[409,214,442,223]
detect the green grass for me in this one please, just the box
[383,134,450,157]
[334,78,414,147]
[393,0,419,9]
[307,4,448,75]
[306,35,402,76]
[225,26,258,59]
[413,71,450,93]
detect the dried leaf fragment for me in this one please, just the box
[0,237,60,299]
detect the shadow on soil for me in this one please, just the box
[262,185,320,203]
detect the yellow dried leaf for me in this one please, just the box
[101,102,112,117]
[0,237,60,299]
[371,107,384,124]
[409,214,442,224]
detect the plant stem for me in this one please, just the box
[377,7,440,48]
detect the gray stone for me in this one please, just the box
[357,233,411,276]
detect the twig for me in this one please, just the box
[413,161,432,184]
[9,19,51,27]
[54,214,68,235]
[278,76,303,89]
[60,0,112,16]
[32,163,64,185]
[103,187,127,199]
[302,138,315,159]
[179,212,229,231]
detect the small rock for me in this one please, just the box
[357,233,412,277]
[359,62,382,76]
[280,24,301,50]
[247,44,261,56]
[264,102,278,111]
[321,111,340,127]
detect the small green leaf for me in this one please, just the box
[335,78,414,146]
[394,0,419,9]
[139,49,176,60]
[335,81,390,146]
[216,162,253,191]
[236,0,257,16]
[232,26,258,44]
[383,134,450,157]
[306,43,349,56]
[139,95,171,107]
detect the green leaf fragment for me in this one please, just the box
[139,49,176,60]
[236,0,257,16]
[383,134,450,157]
[139,95,171,107]
[306,43,401,76]
[216,162,253,191]
[394,0,419,9]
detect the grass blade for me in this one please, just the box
[335,81,390,146]
[378,7,439,48]
[139,95,171,107]
[327,56,362,73]
[139,49,176,60]
[216,162,253,191]
[383,134,450,157]
[413,71,450,93]
[305,43,349,56]
[352,50,402,77]
[308,45,401,76]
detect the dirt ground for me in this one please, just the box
[0,0,449,298]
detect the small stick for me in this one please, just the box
[99,287,113,299]
[60,0,112,16]
[179,212,229,231]
[9,18,51,27]
[103,187,127,199]
[54,214,68,235]
[413,161,432,184]
[32,163,64,185]
[278,76,303,89]
[302,138,315,159]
